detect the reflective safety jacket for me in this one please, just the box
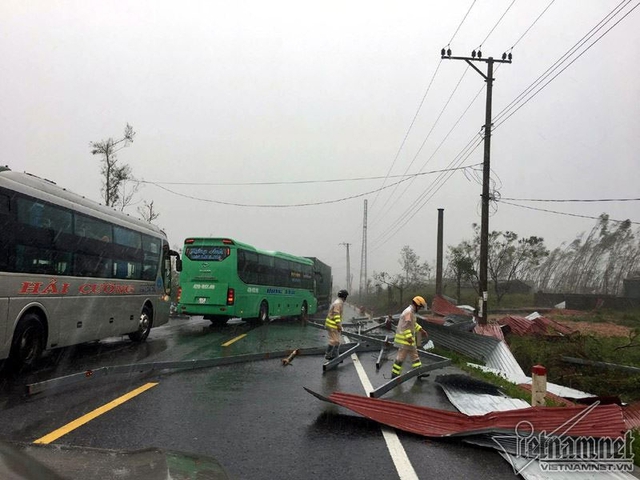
[394,304,424,347]
[325,298,344,330]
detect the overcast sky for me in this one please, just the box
[2,0,639,293]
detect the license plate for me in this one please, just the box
[197,297,207,304]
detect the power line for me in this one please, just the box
[372,66,470,225]
[478,0,517,47]
[369,1,521,243]
[370,0,479,211]
[509,0,556,49]
[501,197,640,203]
[448,0,478,45]
[136,166,478,187]
[146,164,481,208]
[493,0,638,128]
[370,133,484,249]
[498,200,640,225]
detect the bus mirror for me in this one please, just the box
[176,258,183,272]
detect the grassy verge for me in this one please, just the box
[507,334,640,403]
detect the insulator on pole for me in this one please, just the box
[441,48,446,56]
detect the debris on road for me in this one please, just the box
[281,349,300,366]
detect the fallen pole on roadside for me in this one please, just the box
[369,360,452,398]
[25,343,380,396]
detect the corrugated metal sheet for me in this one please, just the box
[421,321,526,378]
[487,341,527,378]
[431,295,472,317]
[436,375,635,480]
[474,323,505,341]
[622,402,640,430]
[436,374,530,415]
[304,388,627,439]
[498,315,576,337]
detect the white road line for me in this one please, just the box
[350,350,420,480]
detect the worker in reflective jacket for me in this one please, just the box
[324,289,348,360]
[391,296,428,378]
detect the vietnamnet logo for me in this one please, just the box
[493,402,634,475]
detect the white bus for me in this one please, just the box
[0,167,180,369]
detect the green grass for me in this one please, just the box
[431,346,565,407]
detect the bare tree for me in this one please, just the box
[137,200,160,223]
[90,123,136,207]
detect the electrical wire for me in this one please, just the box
[136,167,477,187]
[509,0,555,50]
[498,200,640,225]
[370,133,484,249]
[370,0,478,212]
[372,66,470,225]
[145,164,481,208]
[501,197,640,203]
[493,0,637,128]
[368,0,520,246]
[478,0,517,48]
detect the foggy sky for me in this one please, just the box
[2,0,639,293]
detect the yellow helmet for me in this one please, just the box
[412,296,427,308]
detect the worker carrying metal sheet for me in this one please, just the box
[391,296,428,378]
[324,289,348,360]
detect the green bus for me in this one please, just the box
[177,238,318,323]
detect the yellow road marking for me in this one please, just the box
[221,333,247,347]
[33,382,158,445]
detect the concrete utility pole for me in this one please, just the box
[441,47,512,325]
[339,242,352,294]
[435,208,444,296]
[359,199,368,299]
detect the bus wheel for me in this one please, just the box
[129,306,152,343]
[299,301,308,321]
[9,313,46,370]
[258,301,269,323]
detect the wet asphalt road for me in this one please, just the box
[0,306,518,479]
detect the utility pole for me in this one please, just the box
[339,242,352,293]
[435,208,444,296]
[441,47,512,325]
[359,199,368,299]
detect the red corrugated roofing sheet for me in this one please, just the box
[306,389,627,439]
[532,316,577,336]
[431,295,471,317]
[498,316,533,336]
[498,315,576,337]
[622,402,640,430]
[474,324,505,341]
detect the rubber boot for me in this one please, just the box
[325,345,334,360]
[391,361,402,378]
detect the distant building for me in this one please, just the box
[623,274,640,299]
[495,279,533,295]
